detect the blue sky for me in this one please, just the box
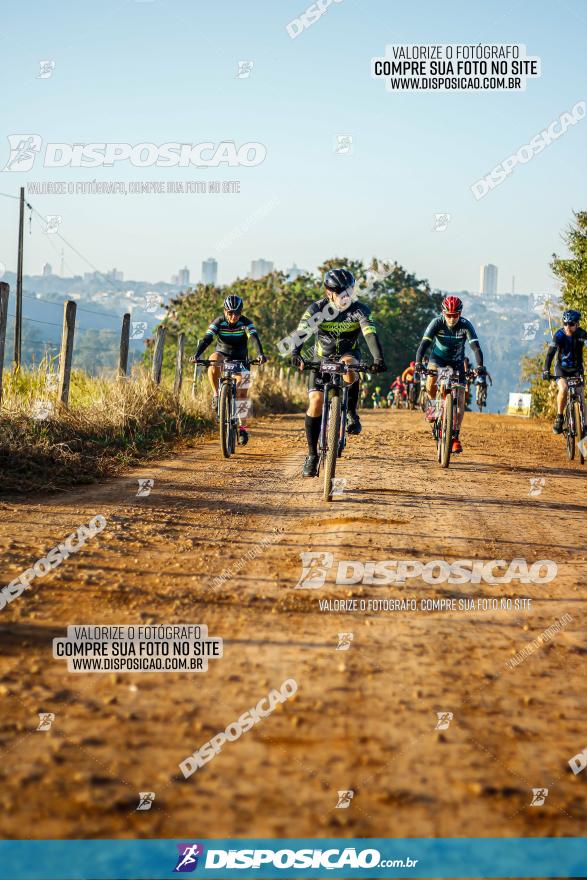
[0,0,585,292]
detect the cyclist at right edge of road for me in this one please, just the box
[414,295,486,454]
[542,308,587,436]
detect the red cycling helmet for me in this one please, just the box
[442,295,463,316]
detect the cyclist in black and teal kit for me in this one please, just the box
[192,294,267,446]
[290,268,386,476]
[542,308,587,436]
[415,295,486,454]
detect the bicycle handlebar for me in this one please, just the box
[298,360,373,373]
[190,357,264,366]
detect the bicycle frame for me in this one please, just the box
[303,359,371,472]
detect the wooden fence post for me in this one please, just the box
[151,326,166,384]
[174,332,185,398]
[0,283,9,404]
[58,300,76,407]
[118,313,130,379]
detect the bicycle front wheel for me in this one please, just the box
[439,393,453,468]
[219,382,233,459]
[574,400,584,464]
[323,393,342,502]
[565,406,575,461]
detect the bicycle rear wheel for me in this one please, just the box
[565,405,575,461]
[323,393,341,502]
[439,394,453,468]
[574,400,584,464]
[219,382,233,459]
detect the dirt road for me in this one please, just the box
[0,409,586,841]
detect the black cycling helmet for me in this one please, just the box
[562,308,581,324]
[224,294,243,313]
[324,268,355,294]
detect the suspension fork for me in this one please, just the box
[319,380,331,456]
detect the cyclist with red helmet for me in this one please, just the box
[414,295,486,453]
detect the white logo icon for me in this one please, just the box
[37,60,56,79]
[331,477,347,496]
[31,399,54,421]
[236,61,254,79]
[336,790,354,808]
[336,632,353,651]
[136,791,156,811]
[522,321,539,341]
[334,135,353,155]
[432,212,451,232]
[144,293,162,313]
[530,788,549,806]
[131,322,147,339]
[136,479,154,497]
[44,215,62,234]
[435,711,453,730]
[295,552,334,589]
[36,713,55,731]
[578,437,587,459]
[4,134,43,171]
[528,477,545,497]
[236,399,252,418]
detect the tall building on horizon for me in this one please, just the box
[178,266,190,287]
[286,263,305,281]
[480,263,498,296]
[202,258,218,285]
[250,258,273,280]
[42,262,52,276]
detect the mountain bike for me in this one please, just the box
[407,380,418,410]
[419,366,470,468]
[302,359,372,501]
[193,358,262,458]
[550,375,586,464]
[475,371,492,412]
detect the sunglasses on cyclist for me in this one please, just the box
[225,309,242,316]
[443,311,461,318]
[564,321,577,326]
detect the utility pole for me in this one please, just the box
[14,187,24,369]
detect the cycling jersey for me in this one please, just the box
[292,298,384,361]
[195,314,264,361]
[402,366,415,384]
[416,315,483,366]
[544,327,587,374]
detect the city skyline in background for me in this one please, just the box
[20,257,551,298]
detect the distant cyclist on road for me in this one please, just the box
[192,294,267,446]
[372,386,383,408]
[542,308,587,436]
[291,268,386,476]
[414,295,486,454]
[390,375,406,407]
[402,361,417,407]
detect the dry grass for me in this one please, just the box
[0,361,304,495]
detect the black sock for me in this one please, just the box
[305,415,321,455]
[348,382,359,415]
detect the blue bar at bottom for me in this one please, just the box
[0,838,586,879]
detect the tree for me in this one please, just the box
[551,211,587,314]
